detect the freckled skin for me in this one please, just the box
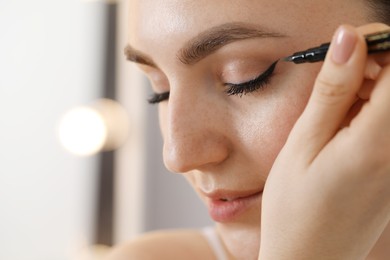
[124,0,388,259]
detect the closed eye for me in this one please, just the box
[147,91,170,104]
[224,60,278,96]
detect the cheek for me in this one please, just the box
[239,70,316,175]
[261,102,306,163]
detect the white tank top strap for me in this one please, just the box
[201,226,229,260]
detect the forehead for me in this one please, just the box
[128,1,294,42]
[127,0,368,56]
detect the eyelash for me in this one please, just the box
[147,60,278,104]
[224,60,278,97]
[147,92,170,104]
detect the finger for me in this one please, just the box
[350,65,390,167]
[359,65,390,132]
[357,79,375,100]
[364,58,382,80]
[340,98,366,128]
[289,25,367,162]
[355,23,390,68]
[355,22,389,35]
[341,78,375,128]
[371,53,390,67]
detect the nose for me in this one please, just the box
[162,88,230,173]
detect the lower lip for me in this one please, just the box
[208,192,262,222]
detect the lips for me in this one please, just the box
[202,189,263,222]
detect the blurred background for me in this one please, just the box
[0,1,212,259]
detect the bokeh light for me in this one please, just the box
[58,99,129,156]
[59,106,107,156]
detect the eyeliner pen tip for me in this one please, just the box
[281,56,293,62]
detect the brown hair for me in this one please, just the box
[367,0,390,24]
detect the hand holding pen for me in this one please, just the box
[283,28,390,64]
[260,24,390,259]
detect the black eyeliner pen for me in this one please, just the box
[282,29,390,64]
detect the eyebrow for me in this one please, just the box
[178,22,287,65]
[124,22,287,67]
[124,45,157,67]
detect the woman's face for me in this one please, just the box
[127,0,371,258]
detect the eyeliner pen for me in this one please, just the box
[283,29,390,64]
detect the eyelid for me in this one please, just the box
[224,60,278,87]
[138,66,170,100]
[148,70,168,85]
[139,67,170,104]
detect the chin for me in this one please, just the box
[216,218,261,260]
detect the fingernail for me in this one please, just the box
[332,26,357,64]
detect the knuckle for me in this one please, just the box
[314,74,350,100]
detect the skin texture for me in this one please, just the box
[108,0,390,259]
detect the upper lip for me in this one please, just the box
[200,188,263,201]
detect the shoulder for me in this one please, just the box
[105,229,216,260]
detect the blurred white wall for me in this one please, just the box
[0,1,213,259]
[0,1,106,259]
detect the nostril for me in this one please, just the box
[162,134,230,174]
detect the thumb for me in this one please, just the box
[289,25,367,162]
